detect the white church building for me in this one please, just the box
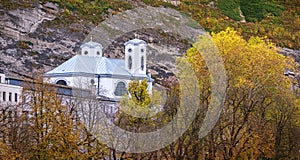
[44,38,153,101]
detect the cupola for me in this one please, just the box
[80,37,103,57]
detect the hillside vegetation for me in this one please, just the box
[2,0,299,48]
[157,0,300,49]
[218,0,285,22]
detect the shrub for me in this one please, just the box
[218,0,241,21]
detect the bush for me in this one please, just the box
[218,0,241,21]
[240,0,284,22]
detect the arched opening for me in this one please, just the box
[128,56,132,70]
[84,51,88,55]
[114,82,127,96]
[141,56,144,71]
[56,80,67,86]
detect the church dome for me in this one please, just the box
[124,38,147,46]
[80,40,103,57]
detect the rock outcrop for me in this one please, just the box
[280,48,300,64]
[0,2,58,40]
[0,2,89,78]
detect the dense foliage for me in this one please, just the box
[144,0,300,49]
[184,28,299,159]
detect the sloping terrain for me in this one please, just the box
[0,0,299,82]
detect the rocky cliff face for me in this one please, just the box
[0,1,190,85]
[0,1,93,78]
[0,1,299,86]
[0,2,58,40]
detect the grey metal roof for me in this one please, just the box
[45,54,154,82]
[45,55,130,76]
[124,38,147,46]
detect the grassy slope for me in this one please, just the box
[143,0,300,49]
[217,0,285,22]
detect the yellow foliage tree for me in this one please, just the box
[20,73,96,159]
[185,28,298,159]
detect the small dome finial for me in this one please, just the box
[134,33,139,39]
[90,35,93,41]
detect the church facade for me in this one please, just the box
[44,38,153,101]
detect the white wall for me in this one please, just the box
[49,75,136,100]
[125,43,147,75]
[47,75,96,89]
[98,77,130,99]
[0,83,22,106]
[0,73,5,83]
[81,46,102,57]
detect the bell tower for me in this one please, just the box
[124,38,147,75]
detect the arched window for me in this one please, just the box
[56,80,67,86]
[141,48,144,52]
[141,56,144,71]
[128,56,132,70]
[84,51,88,55]
[97,51,100,55]
[128,48,132,52]
[114,82,127,96]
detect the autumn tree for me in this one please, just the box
[0,102,26,159]
[117,79,162,127]
[113,79,165,159]
[146,28,299,160]
[110,28,299,159]
[184,28,299,159]
[128,79,151,107]
[0,72,111,159]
